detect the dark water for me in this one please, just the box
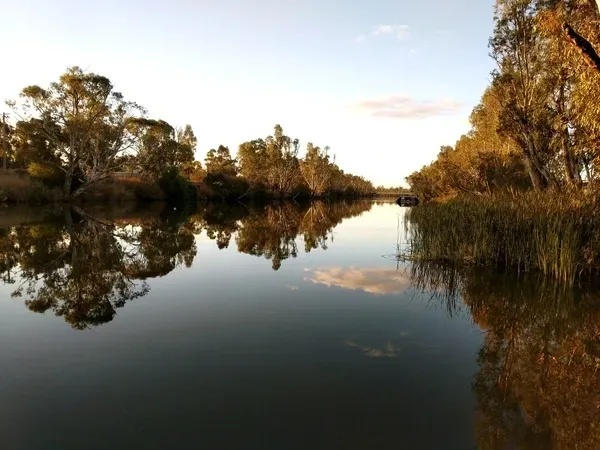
[0,201,598,450]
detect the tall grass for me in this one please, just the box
[405,189,600,283]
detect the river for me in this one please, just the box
[0,200,597,449]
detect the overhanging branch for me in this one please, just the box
[563,22,600,73]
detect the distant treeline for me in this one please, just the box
[407,1,600,202]
[374,186,412,197]
[0,67,376,203]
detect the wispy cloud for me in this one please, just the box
[305,267,411,295]
[354,24,411,44]
[353,95,463,120]
[372,24,410,40]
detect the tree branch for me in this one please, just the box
[563,22,600,73]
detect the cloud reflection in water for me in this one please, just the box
[305,267,411,295]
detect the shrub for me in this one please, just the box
[159,167,197,205]
[82,177,165,203]
[202,172,249,200]
[27,163,64,188]
[0,172,61,203]
[121,177,165,202]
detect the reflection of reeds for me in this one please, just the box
[404,191,600,284]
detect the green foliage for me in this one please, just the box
[407,87,532,202]
[237,125,375,198]
[134,119,197,181]
[6,68,376,204]
[408,1,600,199]
[9,66,145,198]
[27,162,64,188]
[205,145,238,176]
[158,167,197,205]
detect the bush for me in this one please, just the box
[27,162,85,193]
[202,172,249,200]
[27,163,64,188]
[82,177,165,203]
[159,167,197,205]
[121,177,165,202]
[0,172,61,203]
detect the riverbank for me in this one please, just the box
[404,189,600,283]
[0,171,379,205]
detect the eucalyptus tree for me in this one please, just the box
[8,67,144,198]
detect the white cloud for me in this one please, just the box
[355,24,411,44]
[372,24,410,41]
[409,48,418,55]
[353,95,463,120]
[354,34,366,44]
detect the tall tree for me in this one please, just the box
[265,124,302,196]
[134,120,197,180]
[8,67,144,198]
[300,143,332,196]
[490,0,557,190]
[205,145,237,176]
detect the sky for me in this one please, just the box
[0,0,496,187]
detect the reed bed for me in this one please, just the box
[405,189,600,283]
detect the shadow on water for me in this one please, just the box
[407,260,600,449]
[0,200,373,329]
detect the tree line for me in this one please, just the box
[407,0,600,201]
[1,67,375,202]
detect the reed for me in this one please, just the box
[405,189,600,283]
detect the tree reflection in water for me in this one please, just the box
[0,201,372,328]
[410,261,600,450]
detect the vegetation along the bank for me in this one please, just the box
[404,1,600,282]
[0,68,375,204]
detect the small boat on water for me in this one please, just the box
[396,194,419,207]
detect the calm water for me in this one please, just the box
[0,201,598,450]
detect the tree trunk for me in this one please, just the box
[63,168,73,200]
[522,134,554,189]
[1,114,7,171]
[522,155,545,191]
[562,128,582,184]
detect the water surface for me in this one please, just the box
[0,201,597,449]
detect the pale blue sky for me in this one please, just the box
[0,0,495,186]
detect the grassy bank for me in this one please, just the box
[405,190,600,283]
